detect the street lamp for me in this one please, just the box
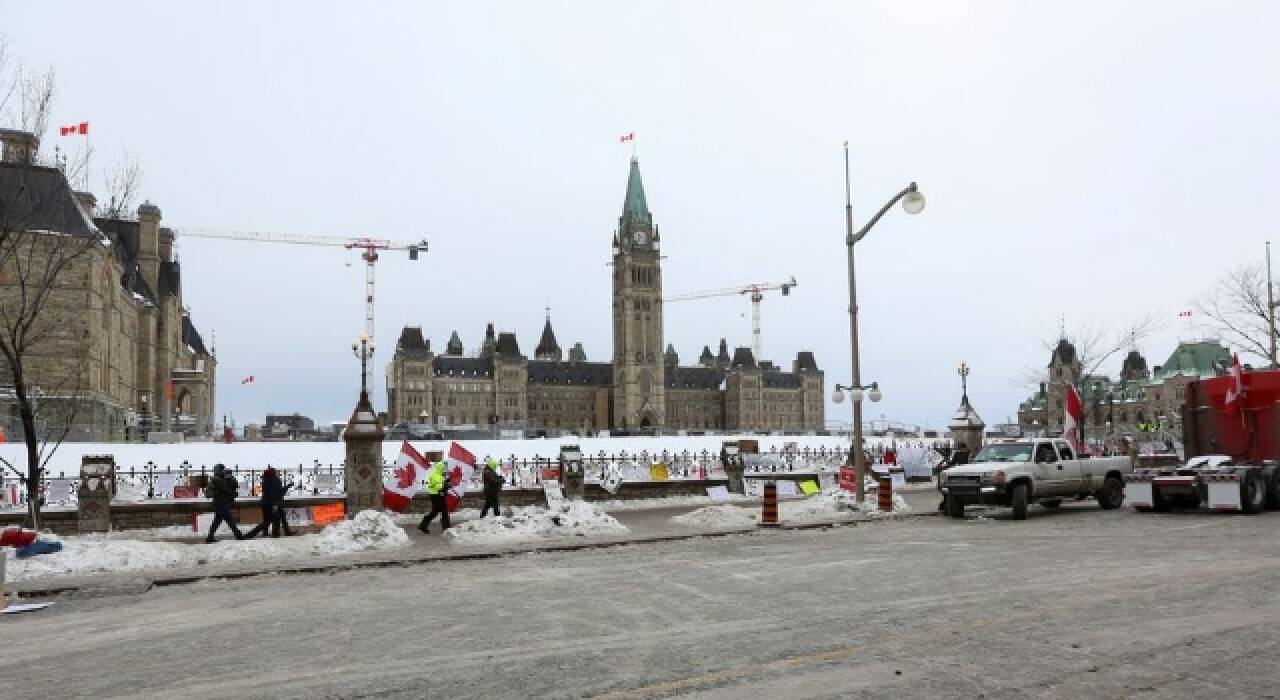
[833,382,883,405]
[351,334,376,397]
[842,141,925,503]
[957,362,971,402]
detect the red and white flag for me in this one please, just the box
[59,122,88,136]
[619,131,635,143]
[1063,383,1083,454]
[241,375,254,385]
[383,440,429,512]
[1224,353,1246,417]
[444,441,477,512]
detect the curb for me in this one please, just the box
[10,509,934,599]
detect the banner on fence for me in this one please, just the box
[155,474,176,498]
[649,463,669,481]
[45,479,72,503]
[776,481,798,497]
[799,480,821,496]
[706,485,730,501]
[173,485,199,499]
[541,466,561,483]
[543,479,565,506]
[839,467,858,493]
[743,478,764,498]
[602,468,623,495]
[312,502,346,525]
[285,508,313,527]
[891,471,906,490]
[818,473,836,492]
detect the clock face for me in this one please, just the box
[632,230,648,245]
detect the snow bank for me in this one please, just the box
[3,510,409,583]
[443,503,628,546]
[670,505,758,528]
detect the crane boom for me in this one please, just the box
[663,276,797,361]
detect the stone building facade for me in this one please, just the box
[1017,336,1232,441]
[386,158,824,434]
[0,129,216,441]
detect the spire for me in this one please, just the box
[664,343,678,367]
[569,342,587,364]
[480,322,496,358]
[716,338,731,369]
[446,330,463,356]
[621,157,651,227]
[699,345,715,368]
[535,312,562,362]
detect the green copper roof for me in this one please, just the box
[621,158,651,225]
[1153,341,1230,380]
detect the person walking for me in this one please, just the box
[204,464,245,543]
[418,461,451,534]
[480,457,505,518]
[245,467,292,539]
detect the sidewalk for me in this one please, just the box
[5,491,939,598]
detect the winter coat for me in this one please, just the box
[482,466,505,494]
[205,474,238,508]
[426,463,447,496]
[260,471,285,506]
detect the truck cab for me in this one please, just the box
[941,438,1131,519]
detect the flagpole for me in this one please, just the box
[1267,241,1276,369]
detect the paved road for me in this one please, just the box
[5,501,1278,698]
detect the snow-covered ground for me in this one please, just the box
[3,510,409,583]
[442,503,629,546]
[670,490,912,528]
[0,433,944,476]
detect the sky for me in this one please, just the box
[3,1,1278,429]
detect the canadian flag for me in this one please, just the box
[444,442,477,512]
[1063,383,1083,454]
[619,131,635,143]
[241,375,255,385]
[1225,353,1246,417]
[59,122,88,136]
[383,440,429,512]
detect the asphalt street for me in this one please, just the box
[4,501,1279,699]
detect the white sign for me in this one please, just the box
[602,470,623,495]
[543,479,565,506]
[776,481,798,497]
[743,479,764,498]
[285,507,313,526]
[891,472,906,490]
[818,474,836,492]
[155,473,177,497]
[706,485,730,501]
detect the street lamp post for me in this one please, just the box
[957,362,971,402]
[842,141,925,503]
[350,335,376,398]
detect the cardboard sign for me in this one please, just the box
[312,502,346,525]
[45,479,72,503]
[891,471,906,490]
[541,467,561,483]
[602,470,623,495]
[743,479,764,498]
[649,463,670,481]
[799,480,821,496]
[154,474,177,497]
[706,485,730,501]
[173,485,199,499]
[543,479,565,506]
[776,481,798,497]
[313,473,339,492]
[285,507,313,527]
[839,467,859,493]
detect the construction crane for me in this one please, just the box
[175,227,428,390]
[664,276,797,362]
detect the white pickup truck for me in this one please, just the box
[939,439,1132,519]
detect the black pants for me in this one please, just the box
[245,504,293,538]
[207,506,244,542]
[481,491,501,518]
[419,494,451,531]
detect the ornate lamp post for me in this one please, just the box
[351,334,376,397]
[833,381,883,502]
[842,141,925,503]
[957,362,971,402]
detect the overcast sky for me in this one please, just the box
[4,1,1278,429]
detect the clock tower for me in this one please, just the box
[611,157,666,430]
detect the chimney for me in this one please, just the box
[74,191,98,218]
[137,200,163,296]
[159,226,175,263]
[0,129,39,165]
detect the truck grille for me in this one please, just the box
[947,476,981,495]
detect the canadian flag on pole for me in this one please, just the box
[241,375,255,385]
[1224,353,1246,417]
[383,440,430,512]
[59,122,88,136]
[444,442,477,512]
[619,131,635,143]
[1063,383,1083,454]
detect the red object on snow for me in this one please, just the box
[0,527,38,547]
[59,122,88,136]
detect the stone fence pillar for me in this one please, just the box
[343,391,385,515]
[78,455,116,532]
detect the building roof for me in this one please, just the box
[528,360,613,386]
[1050,337,1077,367]
[621,157,651,227]
[717,339,731,365]
[1154,340,1230,380]
[495,332,522,358]
[0,162,100,239]
[433,356,492,378]
[762,370,801,389]
[182,315,209,356]
[795,351,819,372]
[445,330,464,356]
[699,345,715,366]
[568,342,587,363]
[535,317,560,358]
[667,366,724,390]
[731,347,756,369]
[158,260,181,297]
[396,326,431,358]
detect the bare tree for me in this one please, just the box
[102,151,142,218]
[1196,262,1274,363]
[1018,313,1163,390]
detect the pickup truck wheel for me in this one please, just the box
[1097,476,1125,510]
[1010,483,1029,520]
[1241,472,1266,515]
[1040,499,1062,509]
[945,495,966,519]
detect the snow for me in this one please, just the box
[591,494,751,511]
[3,510,409,583]
[671,505,758,528]
[443,502,628,546]
[670,490,914,527]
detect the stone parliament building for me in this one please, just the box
[386,159,825,434]
[0,129,216,441]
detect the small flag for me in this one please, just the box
[241,375,254,385]
[59,122,88,136]
[1178,310,1192,317]
[383,440,430,512]
[619,132,635,143]
[1064,383,1083,455]
[1224,354,1246,417]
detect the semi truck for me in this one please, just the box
[1126,367,1280,513]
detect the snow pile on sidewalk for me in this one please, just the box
[593,494,750,512]
[443,502,628,546]
[670,505,758,528]
[4,510,410,583]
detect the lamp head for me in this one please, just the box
[832,387,845,404]
[902,184,926,215]
[868,383,883,402]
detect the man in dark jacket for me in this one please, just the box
[245,467,292,539]
[205,463,245,543]
[480,457,505,518]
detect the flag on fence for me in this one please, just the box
[445,442,477,512]
[1064,383,1083,454]
[383,440,429,512]
[59,122,88,136]
[1224,353,1246,418]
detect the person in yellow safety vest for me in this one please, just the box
[417,461,451,534]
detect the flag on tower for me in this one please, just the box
[384,440,430,512]
[59,122,88,136]
[241,375,255,385]
[1063,383,1083,454]
[619,131,635,143]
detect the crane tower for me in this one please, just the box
[664,276,797,362]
